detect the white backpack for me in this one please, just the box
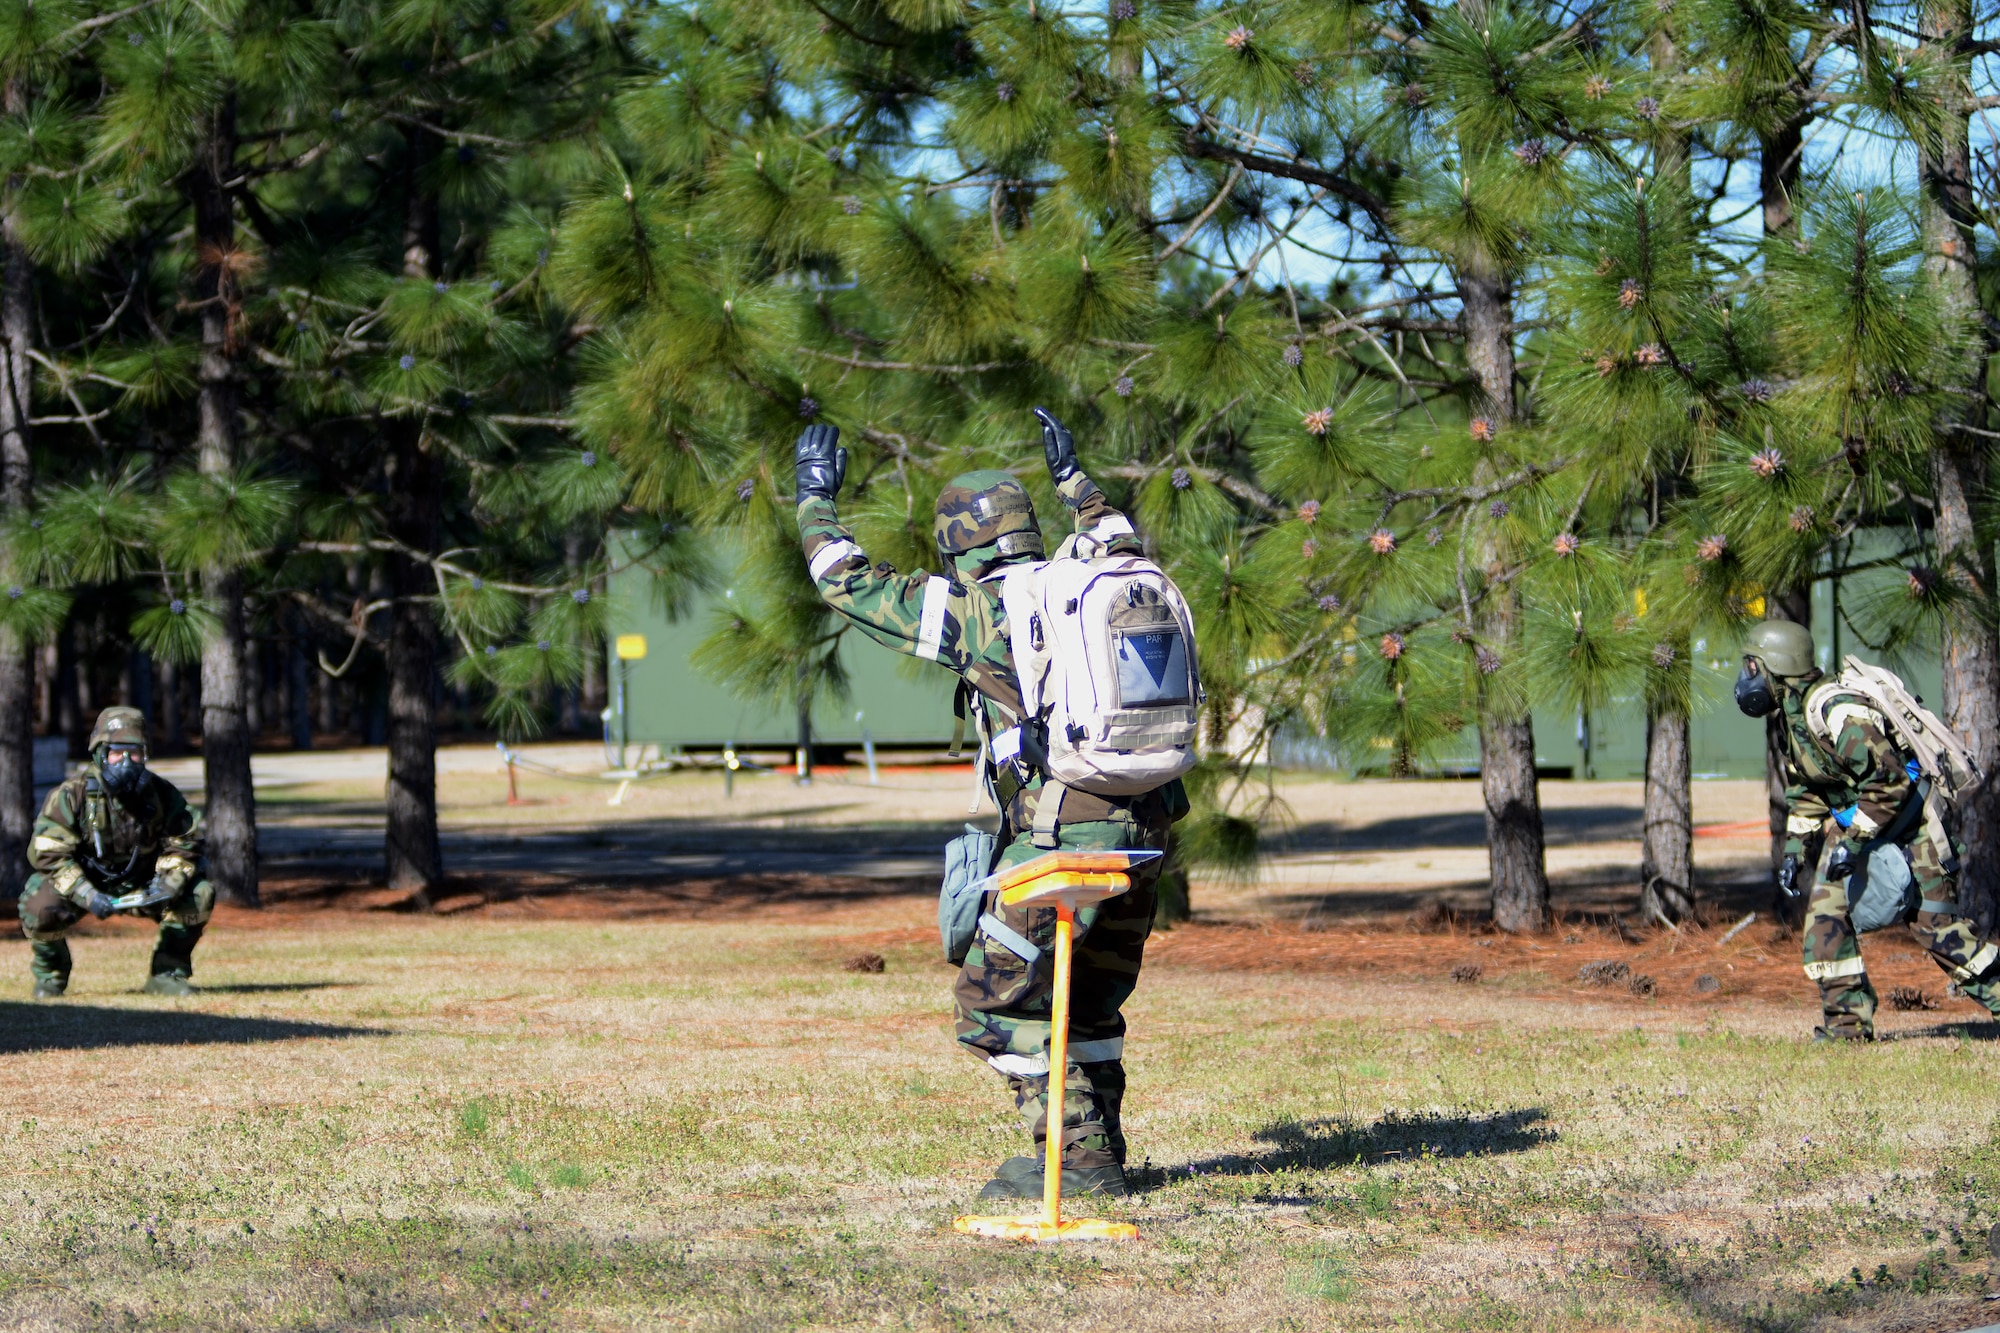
[997,532,1201,830]
[1804,656,1982,801]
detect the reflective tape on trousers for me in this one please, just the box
[983,1036,1126,1079]
[1803,956,1868,982]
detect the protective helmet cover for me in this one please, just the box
[1743,619,1816,677]
[90,706,150,796]
[89,706,150,753]
[934,470,1044,580]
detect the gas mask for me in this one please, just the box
[99,743,147,797]
[1734,657,1778,718]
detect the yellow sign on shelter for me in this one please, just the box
[614,634,648,661]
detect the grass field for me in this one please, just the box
[3,895,1999,1332]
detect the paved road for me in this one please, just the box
[256,821,944,881]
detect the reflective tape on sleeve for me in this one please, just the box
[1089,515,1134,541]
[1826,702,1885,737]
[1953,941,2000,982]
[1787,813,1824,835]
[915,576,950,661]
[807,539,862,581]
[1848,807,1883,835]
[1803,956,1868,982]
[991,727,1022,764]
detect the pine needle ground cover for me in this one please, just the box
[0,912,1995,1331]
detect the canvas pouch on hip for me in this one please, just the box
[1849,842,1919,933]
[939,824,999,964]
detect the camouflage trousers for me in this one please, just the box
[953,810,1168,1170]
[1802,831,2000,1038]
[17,871,214,985]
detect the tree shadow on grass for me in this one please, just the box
[1132,1107,1554,1193]
[197,981,361,995]
[0,1001,379,1053]
[1883,1019,2000,1042]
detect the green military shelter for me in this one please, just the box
[605,545,1941,778]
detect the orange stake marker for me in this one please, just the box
[952,850,1158,1244]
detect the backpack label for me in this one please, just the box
[1115,628,1190,706]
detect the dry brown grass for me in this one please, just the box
[0,887,1993,1332]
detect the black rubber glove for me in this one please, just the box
[84,889,115,919]
[793,424,847,503]
[1034,407,1082,491]
[1824,842,1857,881]
[1776,853,1800,901]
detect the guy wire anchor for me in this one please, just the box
[953,848,1162,1244]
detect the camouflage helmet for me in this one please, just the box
[1744,619,1816,677]
[933,470,1044,579]
[88,706,149,752]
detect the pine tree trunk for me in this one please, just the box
[1640,707,1694,924]
[288,623,313,750]
[0,219,33,900]
[54,622,79,758]
[384,124,443,904]
[1635,23,1695,929]
[1758,123,1808,908]
[1917,0,1999,930]
[191,94,258,908]
[1463,267,1549,932]
[386,517,441,896]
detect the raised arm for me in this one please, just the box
[794,423,974,668]
[1036,407,1142,555]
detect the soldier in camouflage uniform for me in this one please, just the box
[19,706,213,998]
[794,409,1187,1200]
[1737,621,2000,1039]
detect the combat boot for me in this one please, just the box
[976,1157,1043,1200]
[975,1162,1129,1201]
[1811,1025,1873,1043]
[145,923,202,997]
[29,941,69,999]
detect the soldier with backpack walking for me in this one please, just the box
[1736,620,2000,1039]
[793,409,1193,1200]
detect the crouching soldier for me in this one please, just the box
[1737,621,2000,1039]
[19,707,212,997]
[792,410,1189,1200]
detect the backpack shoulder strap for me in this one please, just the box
[1801,677,1849,747]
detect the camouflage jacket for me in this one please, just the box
[1776,675,1918,859]
[798,474,1186,829]
[29,766,202,904]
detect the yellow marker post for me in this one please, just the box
[953,850,1158,1244]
